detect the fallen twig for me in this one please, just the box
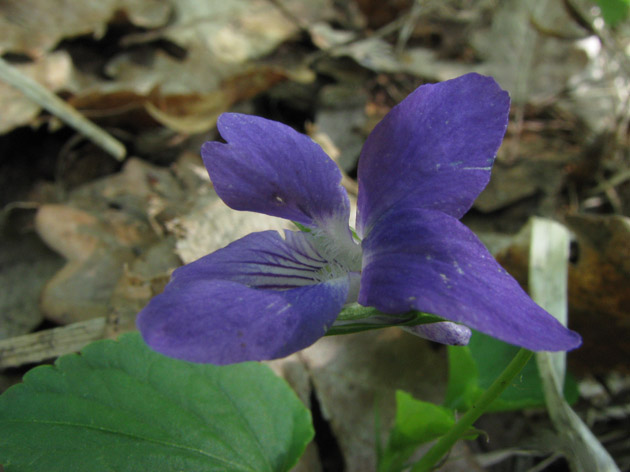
[0,56,126,161]
[0,315,134,369]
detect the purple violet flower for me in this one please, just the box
[137,73,581,364]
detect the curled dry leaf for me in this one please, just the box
[33,158,186,325]
[2,0,330,135]
[63,0,332,134]
[35,204,155,324]
[143,67,289,134]
[70,50,291,134]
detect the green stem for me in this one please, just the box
[411,348,534,472]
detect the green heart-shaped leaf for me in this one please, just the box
[0,333,313,472]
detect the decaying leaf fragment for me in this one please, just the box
[33,158,183,325]
[35,204,154,324]
[493,215,630,374]
[0,0,171,56]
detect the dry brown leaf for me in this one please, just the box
[32,158,186,325]
[298,328,451,471]
[566,215,630,374]
[98,0,331,95]
[35,204,155,324]
[143,67,288,133]
[493,215,630,375]
[471,0,589,104]
[110,236,181,331]
[170,190,290,265]
[0,0,171,56]
[35,0,331,134]
[70,54,290,133]
[163,0,332,64]
[35,205,103,261]
[0,232,63,340]
[39,248,136,324]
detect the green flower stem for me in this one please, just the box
[411,348,534,472]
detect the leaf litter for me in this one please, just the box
[1,0,630,470]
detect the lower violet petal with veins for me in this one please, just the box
[137,72,581,364]
[137,229,353,364]
[138,278,348,365]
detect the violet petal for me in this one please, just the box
[138,278,348,364]
[202,113,351,234]
[137,229,350,364]
[359,206,582,351]
[356,73,510,237]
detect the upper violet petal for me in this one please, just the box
[356,73,510,238]
[202,113,351,236]
[359,206,582,351]
[137,277,348,364]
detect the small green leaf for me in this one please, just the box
[444,345,482,411]
[0,333,313,472]
[445,331,578,412]
[379,391,455,472]
[595,0,630,26]
[390,392,455,448]
[292,221,312,232]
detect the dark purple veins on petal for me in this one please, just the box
[168,230,337,290]
[137,229,352,364]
